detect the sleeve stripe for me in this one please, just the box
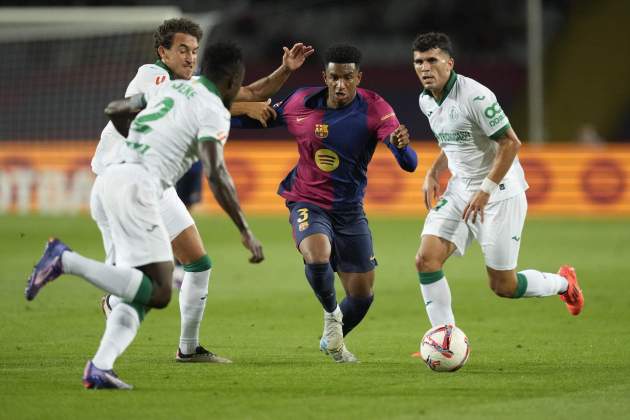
[489,123,511,140]
[197,136,221,143]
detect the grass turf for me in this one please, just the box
[0,214,629,419]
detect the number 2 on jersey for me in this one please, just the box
[132,97,174,134]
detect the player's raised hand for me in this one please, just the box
[462,191,490,224]
[282,43,315,72]
[391,124,410,149]
[241,229,264,263]
[423,172,440,210]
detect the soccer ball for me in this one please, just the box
[419,324,470,372]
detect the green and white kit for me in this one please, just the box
[419,72,529,270]
[92,74,229,267]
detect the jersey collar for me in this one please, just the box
[154,60,175,80]
[198,76,221,97]
[422,70,457,106]
[304,87,361,110]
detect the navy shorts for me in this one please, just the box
[175,160,203,207]
[287,201,377,273]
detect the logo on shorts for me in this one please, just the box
[314,149,340,172]
[315,123,329,138]
[434,198,448,211]
[511,235,521,242]
[299,221,309,232]
[146,224,159,232]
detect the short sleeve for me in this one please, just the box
[467,87,511,140]
[125,65,169,97]
[270,88,306,127]
[368,95,400,142]
[196,103,231,146]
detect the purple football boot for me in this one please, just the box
[25,238,71,301]
[82,360,133,390]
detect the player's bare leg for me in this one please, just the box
[486,265,583,315]
[172,225,231,363]
[299,234,349,362]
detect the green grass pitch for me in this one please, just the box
[1,214,629,419]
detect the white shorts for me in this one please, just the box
[90,164,173,268]
[159,186,195,241]
[421,190,527,270]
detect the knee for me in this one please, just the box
[489,279,516,298]
[415,253,442,273]
[302,250,329,265]
[150,284,172,309]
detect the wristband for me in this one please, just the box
[480,177,499,194]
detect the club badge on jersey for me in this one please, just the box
[314,123,329,138]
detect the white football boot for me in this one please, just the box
[321,307,359,363]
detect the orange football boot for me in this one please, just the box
[558,265,584,316]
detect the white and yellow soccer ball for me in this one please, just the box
[420,324,470,372]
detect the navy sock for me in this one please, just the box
[304,262,337,313]
[340,294,374,336]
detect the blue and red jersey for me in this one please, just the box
[233,86,417,211]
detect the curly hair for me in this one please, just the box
[154,18,203,58]
[323,44,362,68]
[412,32,454,56]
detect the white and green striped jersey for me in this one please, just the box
[91,61,172,175]
[119,76,230,190]
[419,71,528,202]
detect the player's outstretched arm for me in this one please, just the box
[198,140,264,263]
[230,100,277,127]
[235,43,314,102]
[423,150,448,210]
[104,93,147,137]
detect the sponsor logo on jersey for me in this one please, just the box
[484,102,506,127]
[473,95,485,101]
[314,123,329,138]
[314,148,339,172]
[435,131,473,145]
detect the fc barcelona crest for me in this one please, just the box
[314,123,329,139]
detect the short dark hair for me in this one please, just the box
[201,41,243,83]
[154,18,203,58]
[324,44,362,68]
[412,32,454,57]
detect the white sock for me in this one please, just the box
[519,269,568,297]
[107,295,123,310]
[92,303,140,370]
[61,251,143,300]
[179,268,211,354]
[420,274,455,327]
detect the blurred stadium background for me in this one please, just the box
[1,0,629,217]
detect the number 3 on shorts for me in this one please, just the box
[297,208,309,223]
